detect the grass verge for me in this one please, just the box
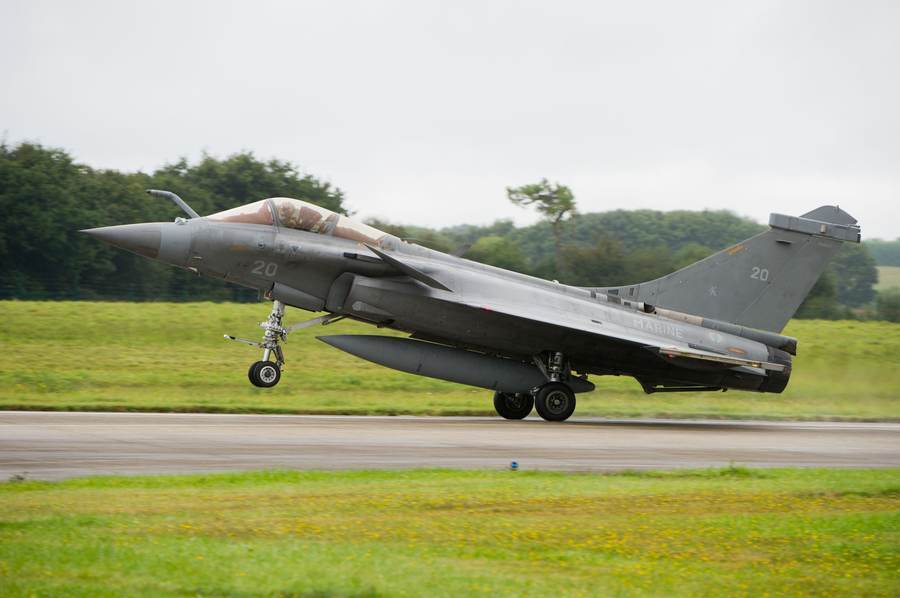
[1,301,899,420]
[1,467,897,596]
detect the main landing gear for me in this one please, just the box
[493,392,534,420]
[492,351,580,422]
[533,382,576,422]
[226,300,343,388]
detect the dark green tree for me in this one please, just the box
[364,219,455,253]
[557,238,627,286]
[794,271,846,319]
[441,220,517,247]
[830,244,878,307]
[0,142,345,301]
[0,142,124,298]
[619,246,675,284]
[507,179,576,273]
[465,236,529,273]
[151,151,345,217]
[671,243,713,270]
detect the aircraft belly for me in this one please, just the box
[318,335,595,394]
[329,273,778,392]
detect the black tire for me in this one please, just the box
[493,392,534,420]
[249,360,281,388]
[534,383,576,422]
[248,361,263,387]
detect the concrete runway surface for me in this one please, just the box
[1,411,898,480]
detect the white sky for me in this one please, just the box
[2,0,898,239]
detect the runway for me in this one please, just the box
[1,411,898,481]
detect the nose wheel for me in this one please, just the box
[226,300,344,388]
[249,361,281,388]
[225,299,287,388]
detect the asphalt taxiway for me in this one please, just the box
[1,411,898,480]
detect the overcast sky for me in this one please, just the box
[2,1,898,239]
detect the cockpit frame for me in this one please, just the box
[207,197,395,247]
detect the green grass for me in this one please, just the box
[0,468,897,596]
[876,266,900,292]
[0,301,898,420]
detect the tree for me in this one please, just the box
[465,236,528,273]
[557,238,626,287]
[507,179,576,274]
[152,151,345,216]
[441,219,517,247]
[0,142,345,301]
[672,243,713,270]
[794,271,846,319]
[364,220,455,253]
[0,142,124,298]
[364,219,410,240]
[622,246,676,283]
[830,244,878,307]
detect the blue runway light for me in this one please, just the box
[510,461,519,471]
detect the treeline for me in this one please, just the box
[0,142,344,301]
[374,210,881,320]
[0,142,892,321]
[867,239,900,266]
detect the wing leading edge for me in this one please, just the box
[365,244,452,292]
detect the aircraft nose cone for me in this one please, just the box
[81,223,161,259]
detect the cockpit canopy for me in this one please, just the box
[208,198,391,246]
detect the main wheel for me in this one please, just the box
[248,360,281,388]
[493,392,534,420]
[534,383,576,422]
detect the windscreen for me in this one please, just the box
[270,197,389,245]
[207,200,274,225]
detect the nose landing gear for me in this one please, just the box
[225,300,343,388]
[227,300,286,387]
[249,360,281,387]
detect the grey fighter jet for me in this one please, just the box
[83,190,861,421]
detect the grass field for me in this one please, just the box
[0,301,898,420]
[1,468,897,596]
[876,266,900,292]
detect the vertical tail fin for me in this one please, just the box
[591,206,861,333]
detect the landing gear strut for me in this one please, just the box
[225,300,343,388]
[237,300,287,387]
[492,351,581,422]
[524,350,579,422]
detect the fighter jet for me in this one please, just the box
[82,190,861,421]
